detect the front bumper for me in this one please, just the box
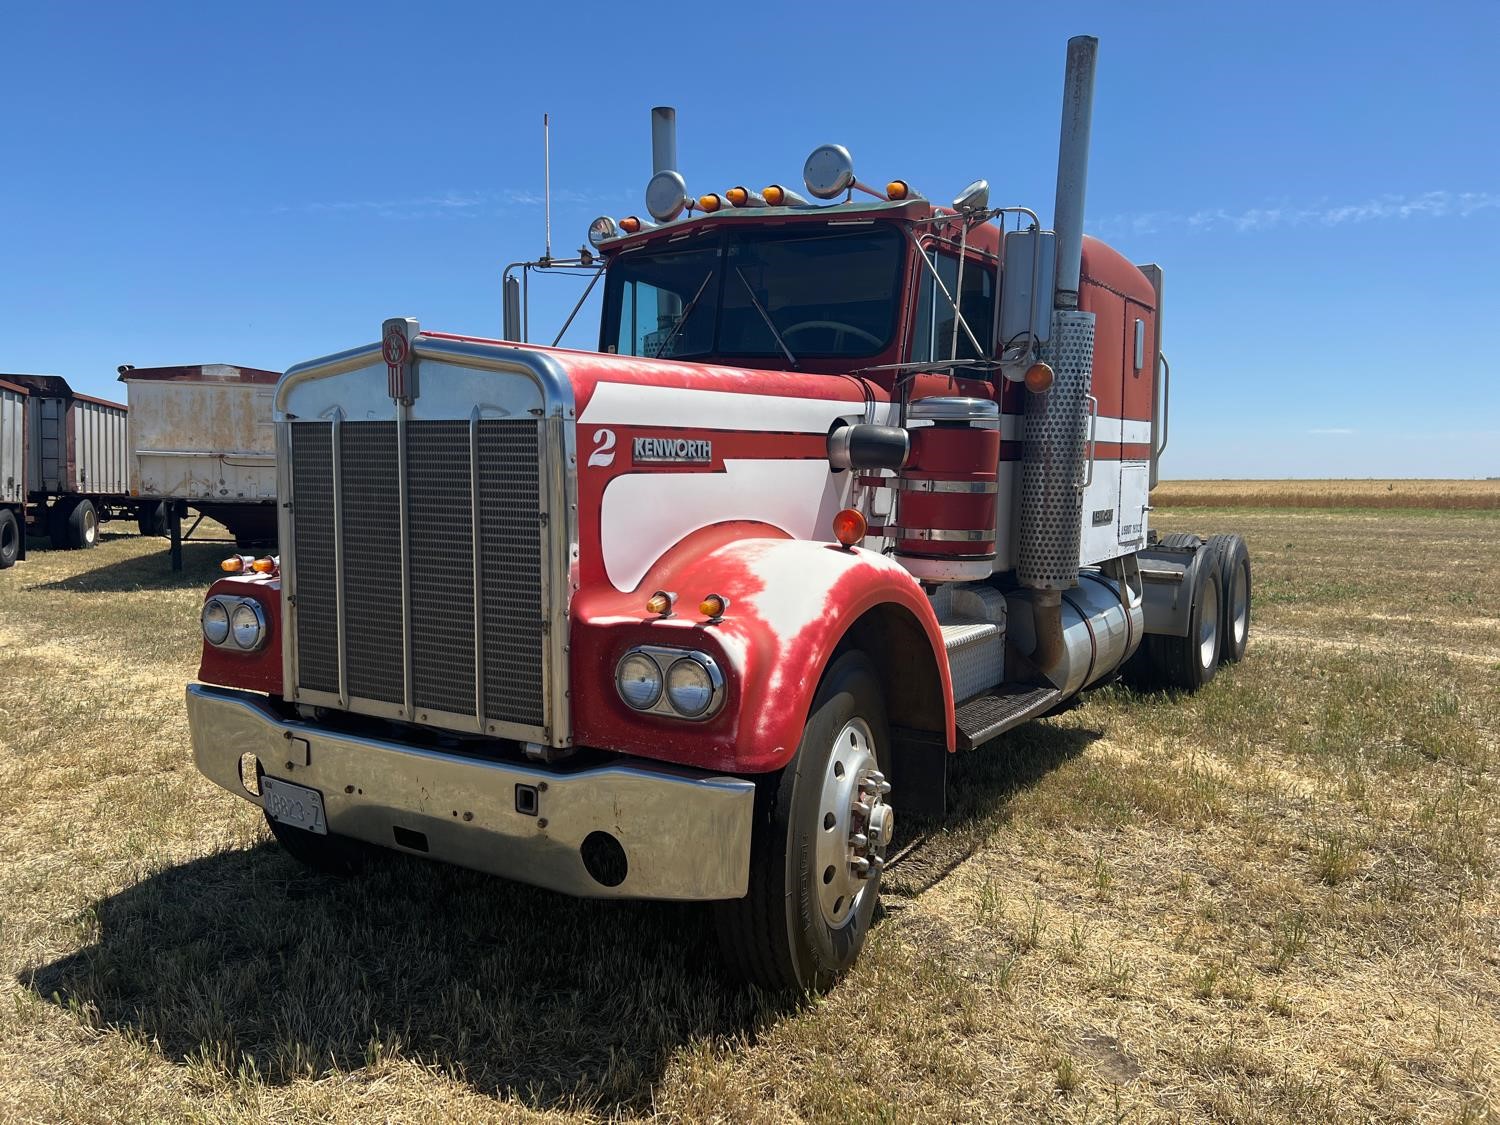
[187,684,755,900]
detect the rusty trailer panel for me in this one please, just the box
[2,374,129,496]
[1,380,25,505]
[120,365,280,502]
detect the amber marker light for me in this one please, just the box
[220,556,246,573]
[251,557,277,575]
[762,184,786,205]
[698,193,726,213]
[699,593,730,621]
[886,180,910,200]
[1024,362,1056,393]
[646,590,677,616]
[832,508,867,548]
[725,187,748,206]
[620,216,643,233]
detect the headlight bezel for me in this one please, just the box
[614,646,725,721]
[202,594,270,653]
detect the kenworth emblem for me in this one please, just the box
[382,316,419,403]
[633,436,713,464]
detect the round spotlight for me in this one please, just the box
[588,215,620,246]
[803,143,856,200]
[645,169,691,222]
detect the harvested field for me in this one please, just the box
[1152,478,1500,510]
[0,507,1496,1122]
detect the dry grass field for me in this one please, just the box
[1,498,1496,1123]
[1153,479,1500,510]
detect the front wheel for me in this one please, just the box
[714,651,894,993]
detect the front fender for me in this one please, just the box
[570,525,954,773]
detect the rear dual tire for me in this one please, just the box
[0,509,19,569]
[1132,532,1250,691]
[47,499,99,549]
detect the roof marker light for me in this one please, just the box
[698,193,728,213]
[726,186,766,208]
[620,216,654,234]
[762,184,811,208]
[886,180,910,201]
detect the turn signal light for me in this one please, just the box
[620,216,643,233]
[832,508,867,548]
[886,180,910,201]
[251,557,277,575]
[1024,362,1056,393]
[220,556,246,573]
[699,593,729,620]
[646,590,677,616]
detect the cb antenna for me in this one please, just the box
[542,112,553,264]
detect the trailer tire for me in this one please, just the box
[1152,563,1222,691]
[137,501,169,538]
[263,812,374,877]
[1204,533,1251,664]
[0,509,19,569]
[66,499,99,549]
[714,651,893,994]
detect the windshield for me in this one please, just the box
[601,225,905,362]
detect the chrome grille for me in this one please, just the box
[287,416,546,736]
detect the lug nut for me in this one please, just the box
[850,832,868,849]
[851,856,871,877]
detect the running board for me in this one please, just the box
[954,683,1063,750]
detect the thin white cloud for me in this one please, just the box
[1308,427,1355,435]
[1093,191,1500,237]
[273,187,625,219]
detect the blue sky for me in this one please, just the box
[3,1,1496,478]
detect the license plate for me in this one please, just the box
[261,776,328,835]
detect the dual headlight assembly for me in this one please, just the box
[615,646,725,721]
[201,596,269,652]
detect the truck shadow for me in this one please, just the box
[21,719,1093,1112]
[24,542,227,592]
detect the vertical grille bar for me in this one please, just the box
[339,423,403,704]
[469,407,486,727]
[331,411,348,708]
[289,424,337,695]
[397,409,414,717]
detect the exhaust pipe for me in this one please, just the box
[1019,35,1100,681]
[651,107,677,175]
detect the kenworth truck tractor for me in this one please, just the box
[187,37,1250,992]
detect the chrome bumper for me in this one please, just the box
[187,684,755,900]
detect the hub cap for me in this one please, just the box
[1199,576,1219,669]
[1231,563,1249,647]
[83,507,97,544]
[814,717,894,928]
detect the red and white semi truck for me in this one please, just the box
[187,37,1251,991]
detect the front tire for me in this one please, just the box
[715,651,894,993]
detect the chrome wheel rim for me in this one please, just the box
[1199,576,1219,669]
[814,717,892,928]
[1231,563,1249,647]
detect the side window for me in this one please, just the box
[912,250,995,366]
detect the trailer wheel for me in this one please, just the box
[263,812,374,877]
[137,501,169,538]
[0,509,19,569]
[714,652,893,993]
[66,499,99,549]
[1152,563,1222,691]
[1205,533,1251,664]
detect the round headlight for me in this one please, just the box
[666,657,715,718]
[201,598,231,646]
[616,652,662,710]
[229,600,266,650]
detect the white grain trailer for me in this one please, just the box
[0,374,138,566]
[118,364,280,553]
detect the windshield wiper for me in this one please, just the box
[734,267,797,368]
[652,270,716,359]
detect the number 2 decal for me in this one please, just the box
[588,428,616,468]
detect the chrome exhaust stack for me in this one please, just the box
[1018,35,1100,682]
[651,107,677,175]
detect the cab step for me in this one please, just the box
[954,683,1063,750]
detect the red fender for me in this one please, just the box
[569,523,955,773]
[197,575,283,696]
